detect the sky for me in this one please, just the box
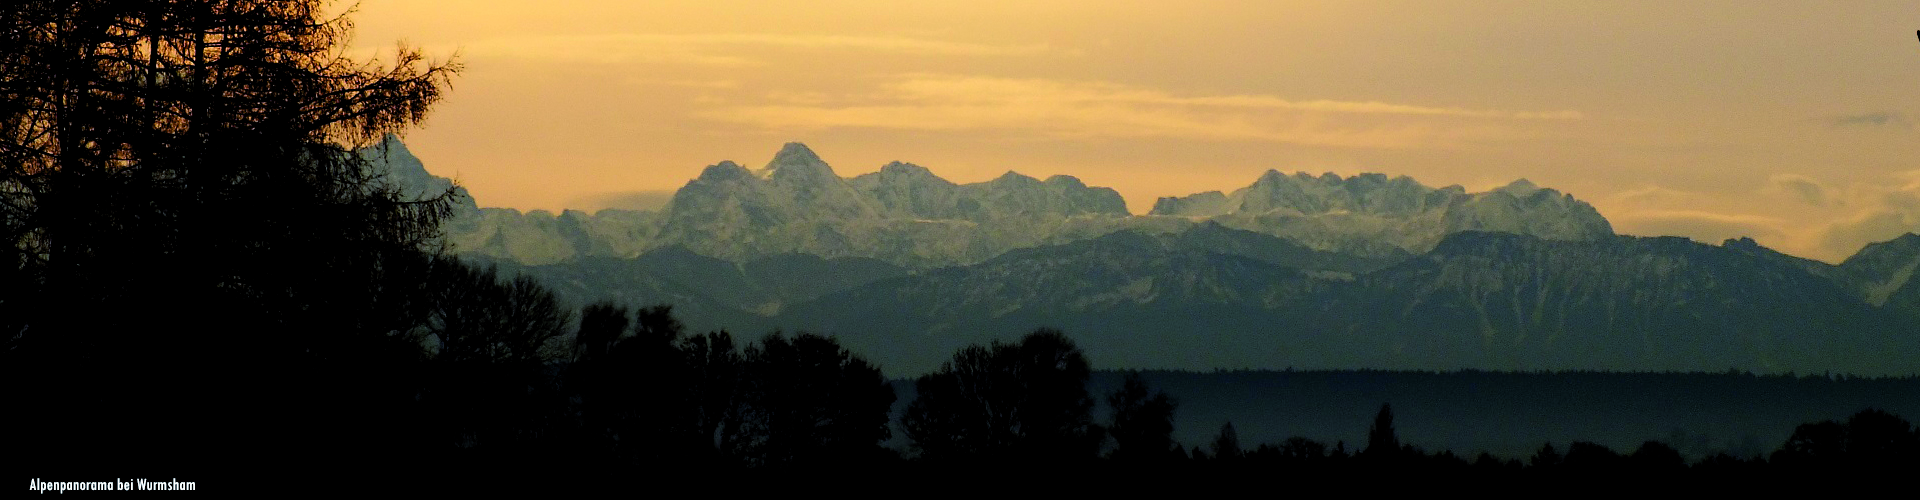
[343,1,1920,263]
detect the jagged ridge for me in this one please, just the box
[1151,171,1612,256]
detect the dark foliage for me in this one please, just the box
[726,332,896,467]
[2,0,459,481]
[1210,421,1243,460]
[1365,403,1400,459]
[1770,408,1919,470]
[426,258,571,364]
[903,328,1105,463]
[1106,371,1182,462]
[681,329,743,461]
[571,301,630,363]
[2,0,461,356]
[567,304,709,464]
[1629,440,1687,472]
[1562,441,1623,470]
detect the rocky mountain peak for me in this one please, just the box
[1044,175,1087,188]
[697,161,753,182]
[879,161,934,178]
[1250,169,1290,185]
[1840,233,1920,309]
[759,142,836,181]
[1496,178,1542,196]
[357,135,475,212]
[1722,236,1762,249]
[1842,233,1920,271]
[991,171,1040,185]
[1151,191,1231,217]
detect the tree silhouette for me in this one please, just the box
[1773,419,1848,467]
[681,329,742,461]
[1629,440,1686,472]
[1209,421,1243,460]
[902,328,1103,463]
[2,0,459,477]
[427,258,571,365]
[1276,436,1330,462]
[726,332,895,467]
[1562,441,1623,471]
[2,0,461,357]
[1529,442,1563,470]
[1771,408,1919,469]
[1365,403,1400,459]
[574,304,701,464]
[1106,371,1181,462]
[572,301,631,364]
[1842,408,1919,466]
[412,258,572,462]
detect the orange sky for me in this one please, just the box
[344,1,1920,262]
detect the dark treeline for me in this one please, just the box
[1099,368,1920,462]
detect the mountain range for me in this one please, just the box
[368,139,1920,377]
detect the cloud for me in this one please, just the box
[676,33,1072,57]
[1608,185,1699,205]
[1826,111,1912,129]
[879,75,1583,120]
[1762,173,1834,207]
[1818,170,1920,257]
[1613,210,1788,244]
[698,75,1581,149]
[437,33,1073,66]
[624,78,740,89]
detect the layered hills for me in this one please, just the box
[365,139,1920,377]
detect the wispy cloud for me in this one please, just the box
[1609,175,1920,261]
[1826,111,1912,129]
[878,76,1583,119]
[698,75,1581,149]
[1608,185,1700,205]
[1762,173,1834,207]
[1612,209,1789,243]
[676,33,1072,57]
[436,33,1073,66]
[623,77,741,89]
[1818,170,1920,256]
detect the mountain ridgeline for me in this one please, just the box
[372,140,1920,377]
